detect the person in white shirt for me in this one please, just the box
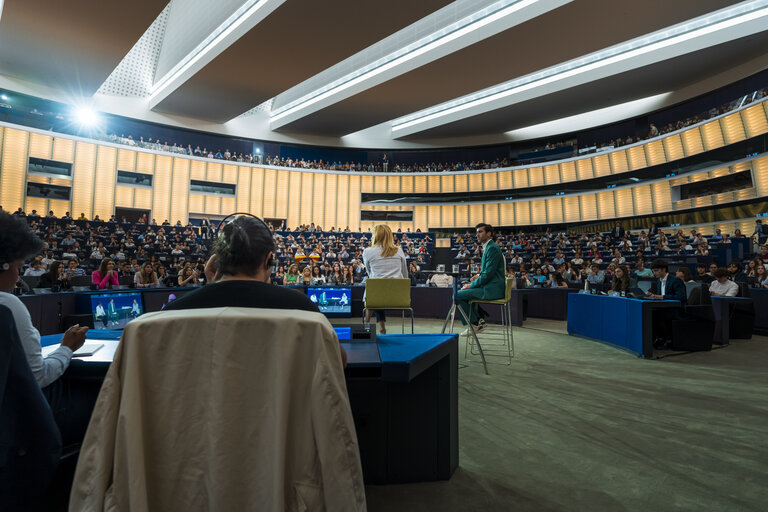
[362,224,408,334]
[709,267,740,297]
[0,212,89,444]
[23,257,46,276]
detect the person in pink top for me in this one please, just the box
[92,258,119,289]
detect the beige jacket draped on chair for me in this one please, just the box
[70,307,366,511]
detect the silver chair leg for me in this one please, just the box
[455,305,488,375]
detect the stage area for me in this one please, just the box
[355,318,768,512]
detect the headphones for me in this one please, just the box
[214,213,279,269]
[1,262,9,271]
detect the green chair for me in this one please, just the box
[465,277,516,365]
[363,278,414,334]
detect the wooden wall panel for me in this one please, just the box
[222,164,237,184]
[374,175,387,193]
[441,205,455,228]
[563,196,580,222]
[454,173,468,193]
[662,134,685,161]
[236,167,251,213]
[189,160,206,180]
[348,176,361,231]
[681,129,704,156]
[28,133,52,160]
[546,198,563,224]
[401,175,414,194]
[528,167,544,187]
[413,205,427,231]
[427,205,440,229]
[484,203,499,228]
[275,171,290,219]
[752,155,768,196]
[455,204,469,228]
[206,162,223,183]
[335,174,349,230]
[115,186,133,208]
[313,174,325,228]
[324,174,338,229]
[75,143,99,218]
[700,121,724,151]
[262,169,277,219]
[614,188,634,218]
[530,199,547,225]
[188,194,204,214]
[52,138,75,163]
[299,173,313,225]
[1,129,29,210]
[136,152,155,174]
[513,169,529,188]
[632,185,653,216]
[499,202,514,226]
[576,159,593,180]
[544,165,559,184]
[596,191,615,220]
[134,188,152,210]
[169,158,190,224]
[153,155,173,222]
[440,175,454,193]
[644,140,665,167]
[469,204,483,226]
[626,146,647,171]
[720,112,746,145]
[607,151,627,175]
[514,202,530,226]
[117,148,135,171]
[469,173,484,191]
[498,171,513,190]
[579,194,597,221]
[559,161,576,183]
[741,103,768,138]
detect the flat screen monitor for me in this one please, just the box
[142,289,193,313]
[91,292,144,330]
[333,326,352,340]
[307,287,352,318]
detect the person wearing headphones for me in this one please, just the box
[163,215,346,365]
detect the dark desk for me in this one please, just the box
[751,288,768,336]
[710,296,755,343]
[567,293,681,358]
[42,330,459,485]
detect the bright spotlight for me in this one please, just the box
[74,106,99,126]
[256,148,261,154]
[0,94,8,101]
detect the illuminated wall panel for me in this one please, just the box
[2,129,29,209]
[700,121,724,151]
[222,165,237,184]
[674,199,692,211]
[221,197,236,214]
[692,195,713,208]
[614,188,634,218]
[299,172,313,224]
[576,159,593,180]
[348,176,361,231]
[662,134,684,160]
[741,103,768,137]
[312,173,325,227]
[753,155,768,196]
[275,171,290,219]
[75,143,99,218]
[387,175,401,194]
[484,203,499,227]
[531,199,547,225]
[414,175,427,193]
[401,175,414,194]
[374,175,387,193]
[514,202,530,226]
[204,191,220,214]
[632,185,653,216]
[469,173,484,191]
[117,149,135,171]
[249,168,264,218]
[427,205,440,228]
[152,156,172,222]
[681,129,704,156]
[651,181,672,212]
[596,191,615,220]
[28,133,52,159]
[563,196,579,222]
[644,140,665,167]
[720,112,746,145]
[134,187,152,210]
[262,169,277,219]
[544,165,559,184]
[454,173,468,192]
[528,167,544,187]
[733,188,755,202]
[591,154,610,177]
[206,162,222,182]
[579,195,597,221]
[626,146,647,170]
[455,204,469,227]
[546,198,563,224]
[559,161,576,183]
[169,158,190,223]
[499,202,515,226]
[441,205,455,228]
[25,197,47,216]
[441,175,454,193]
[236,168,251,213]
[361,175,374,193]
[498,171,513,190]
[334,174,349,229]
[136,152,154,174]
[93,146,118,222]
[469,204,483,226]
[52,138,75,163]
[115,186,133,207]
[187,194,204,214]
[485,172,499,191]
[26,174,50,185]
[189,160,206,180]
[607,151,627,175]
[323,174,337,229]
[413,205,427,231]
[48,199,69,217]
[513,169,529,188]
[708,167,729,178]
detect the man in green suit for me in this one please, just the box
[455,223,506,334]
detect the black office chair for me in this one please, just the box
[0,306,62,511]
[730,283,755,339]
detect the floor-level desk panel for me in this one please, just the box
[567,293,681,358]
[750,288,768,336]
[43,330,459,485]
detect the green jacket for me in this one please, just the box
[470,240,506,299]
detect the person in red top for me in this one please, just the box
[91,258,119,289]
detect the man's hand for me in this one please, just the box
[204,255,219,283]
[470,274,479,282]
[461,283,471,290]
[61,324,89,352]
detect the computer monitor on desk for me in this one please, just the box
[90,292,143,330]
[307,287,351,318]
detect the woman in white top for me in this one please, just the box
[362,224,408,334]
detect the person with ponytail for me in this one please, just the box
[362,224,408,334]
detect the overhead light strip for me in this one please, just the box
[269,0,542,123]
[149,0,275,103]
[391,0,768,132]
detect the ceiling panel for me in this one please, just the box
[0,0,163,96]
[407,32,768,139]
[278,0,743,136]
[152,0,453,122]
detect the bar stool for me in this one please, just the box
[465,277,516,365]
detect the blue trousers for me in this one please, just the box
[454,287,486,325]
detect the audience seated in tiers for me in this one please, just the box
[94,87,767,173]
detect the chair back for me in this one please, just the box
[684,281,700,300]
[0,306,62,508]
[70,307,365,511]
[503,277,516,301]
[364,278,412,309]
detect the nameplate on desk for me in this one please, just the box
[73,343,104,357]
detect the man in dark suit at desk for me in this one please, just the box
[647,259,686,349]
[611,221,625,240]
